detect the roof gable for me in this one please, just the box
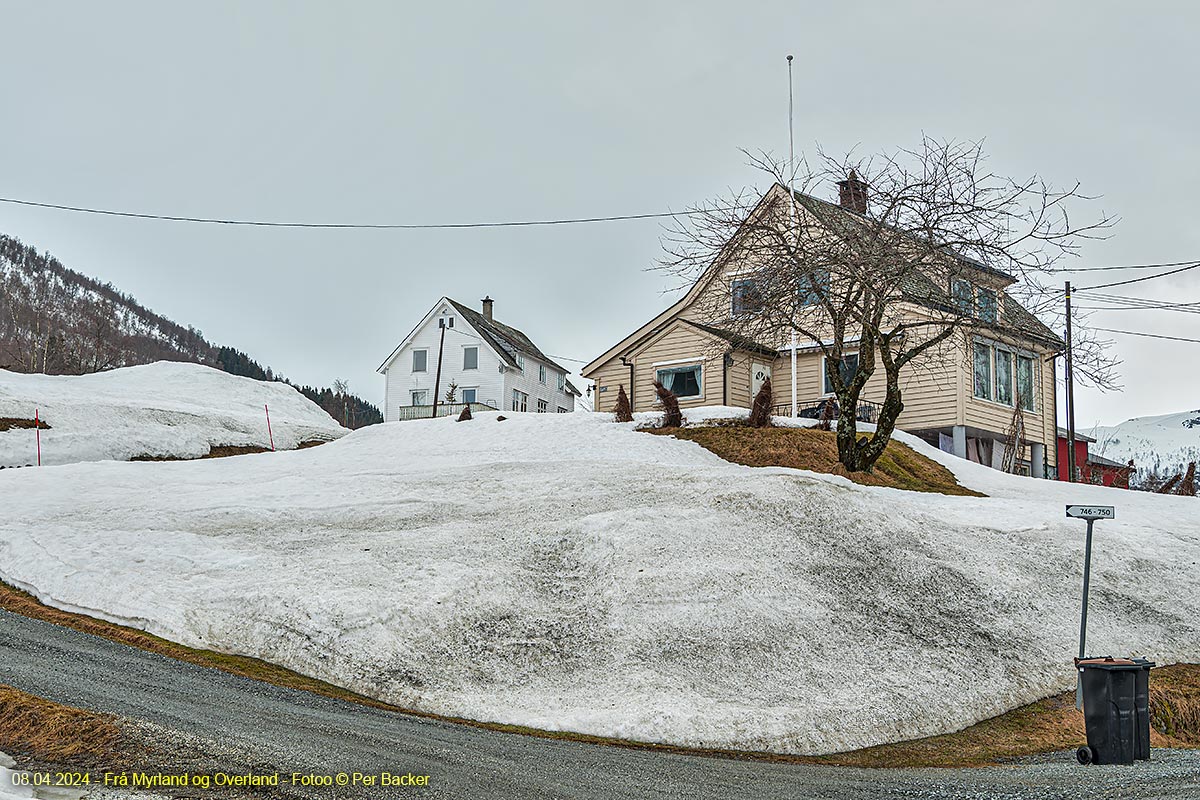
[445,299,570,374]
[376,297,506,373]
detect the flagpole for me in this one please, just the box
[787,54,798,418]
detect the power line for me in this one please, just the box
[0,195,735,230]
[1053,258,1200,273]
[1074,261,1200,292]
[1092,327,1200,344]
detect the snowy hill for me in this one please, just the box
[0,409,1196,755]
[0,361,346,466]
[1088,409,1200,483]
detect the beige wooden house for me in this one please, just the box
[581,181,1063,478]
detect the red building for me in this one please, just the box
[1055,428,1132,488]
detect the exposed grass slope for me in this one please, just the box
[0,684,123,765]
[652,423,984,497]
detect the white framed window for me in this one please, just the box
[994,348,1013,406]
[511,390,528,412]
[977,288,998,323]
[411,390,428,405]
[412,349,428,372]
[539,364,547,384]
[951,279,974,316]
[461,388,477,404]
[798,268,830,306]
[557,406,568,413]
[516,354,525,372]
[731,279,762,316]
[655,363,702,398]
[463,346,478,370]
[1016,355,1036,411]
[822,353,859,395]
[439,316,455,329]
[557,372,565,390]
[973,343,992,400]
[537,398,548,413]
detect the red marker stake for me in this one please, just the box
[35,408,42,466]
[265,404,275,451]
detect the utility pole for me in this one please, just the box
[431,320,447,419]
[1065,281,1077,482]
[787,54,798,418]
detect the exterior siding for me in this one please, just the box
[591,360,634,414]
[502,354,576,413]
[629,323,724,411]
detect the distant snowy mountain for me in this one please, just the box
[1088,409,1200,483]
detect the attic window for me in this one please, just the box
[439,316,455,329]
[731,279,763,316]
[977,289,997,323]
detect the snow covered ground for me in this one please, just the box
[0,362,346,467]
[1089,409,1200,483]
[0,408,1197,755]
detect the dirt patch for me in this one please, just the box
[0,417,51,432]
[648,423,984,497]
[131,439,330,462]
[812,667,1200,767]
[0,684,125,767]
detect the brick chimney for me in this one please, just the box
[837,170,868,214]
[481,296,494,322]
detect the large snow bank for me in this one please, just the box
[1090,409,1200,483]
[0,362,345,466]
[0,409,1197,755]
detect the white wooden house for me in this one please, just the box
[377,296,580,421]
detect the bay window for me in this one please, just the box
[973,343,992,400]
[1016,355,1035,411]
[994,348,1013,406]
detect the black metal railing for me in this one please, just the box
[772,398,882,424]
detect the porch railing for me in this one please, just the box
[393,402,497,421]
[772,398,882,424]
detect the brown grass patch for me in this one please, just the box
[0,684,123,766]
[130,439,330,462]
[4,580,1197,768]
[651,423,984,497]
[0,417,51,432]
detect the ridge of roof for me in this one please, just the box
[447,298,570,375]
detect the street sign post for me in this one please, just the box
[1069,505,1115,709]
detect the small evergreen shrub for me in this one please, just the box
[653,381,683,428]
[614,385,634,423]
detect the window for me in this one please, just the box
[537,399,548,413]
[951,279,974,316]
[655,364,702,398]
[1016,355,1035,411]
[516,354,525,372]
[977,288,998,323]
[439,316,455,329]
[463,347,478,370]
[411,390,428,406]
[412,350,427,372]
[973,343,992,400]
[557,407,568,413]
[798,268,830,307]
[731,279,763,315]
[822,354,859,395]
[994,348,1013,406]
[511,390,528,412]
[539,364,547,384]
[461,388,477,404]
[557,372,565,390]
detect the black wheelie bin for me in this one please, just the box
[1075,657,1139,765]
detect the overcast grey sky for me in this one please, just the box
[1,1,1196,426]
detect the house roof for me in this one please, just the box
[1057,427,1097,444]
[1088,452,1129,469]
[445,299,571,375]
[679,319,779,357]
[564,378,582,397]
[791,189,1064,350]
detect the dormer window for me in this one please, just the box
[977,288,997,323]
[951,279,974,316]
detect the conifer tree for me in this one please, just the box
[748,378,773,427]
[614,385,633,423]
[653,380,683,428]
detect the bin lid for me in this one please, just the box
[1075,656,1140,670]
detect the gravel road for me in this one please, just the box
[1,609,1197,799]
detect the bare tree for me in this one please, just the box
[659,137,1117,472]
